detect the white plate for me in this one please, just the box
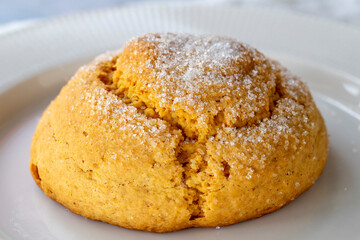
[0,3,360,240]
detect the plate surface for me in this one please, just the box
[0,3,360,240]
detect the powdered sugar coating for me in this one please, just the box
[78,33,316,156]
[116,33,281,138]
[68,52,183,159]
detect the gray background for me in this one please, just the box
[1,0,360,27]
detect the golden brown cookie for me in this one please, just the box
[30,33,328,233]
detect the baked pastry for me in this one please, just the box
[30,33,328,232]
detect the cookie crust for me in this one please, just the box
[30,33,328,233]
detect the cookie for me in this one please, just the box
[30,33,328,232]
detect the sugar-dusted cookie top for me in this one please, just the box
[113,33,283,139]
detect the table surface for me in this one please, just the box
[1,0,360,28]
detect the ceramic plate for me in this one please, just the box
[0,2,359,240]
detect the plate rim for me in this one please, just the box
[1,1,360,41]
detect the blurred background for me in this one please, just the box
[1,0,360,28]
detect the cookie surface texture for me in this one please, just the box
[30,33,328,233]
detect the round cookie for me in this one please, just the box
[30,33,328,233]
